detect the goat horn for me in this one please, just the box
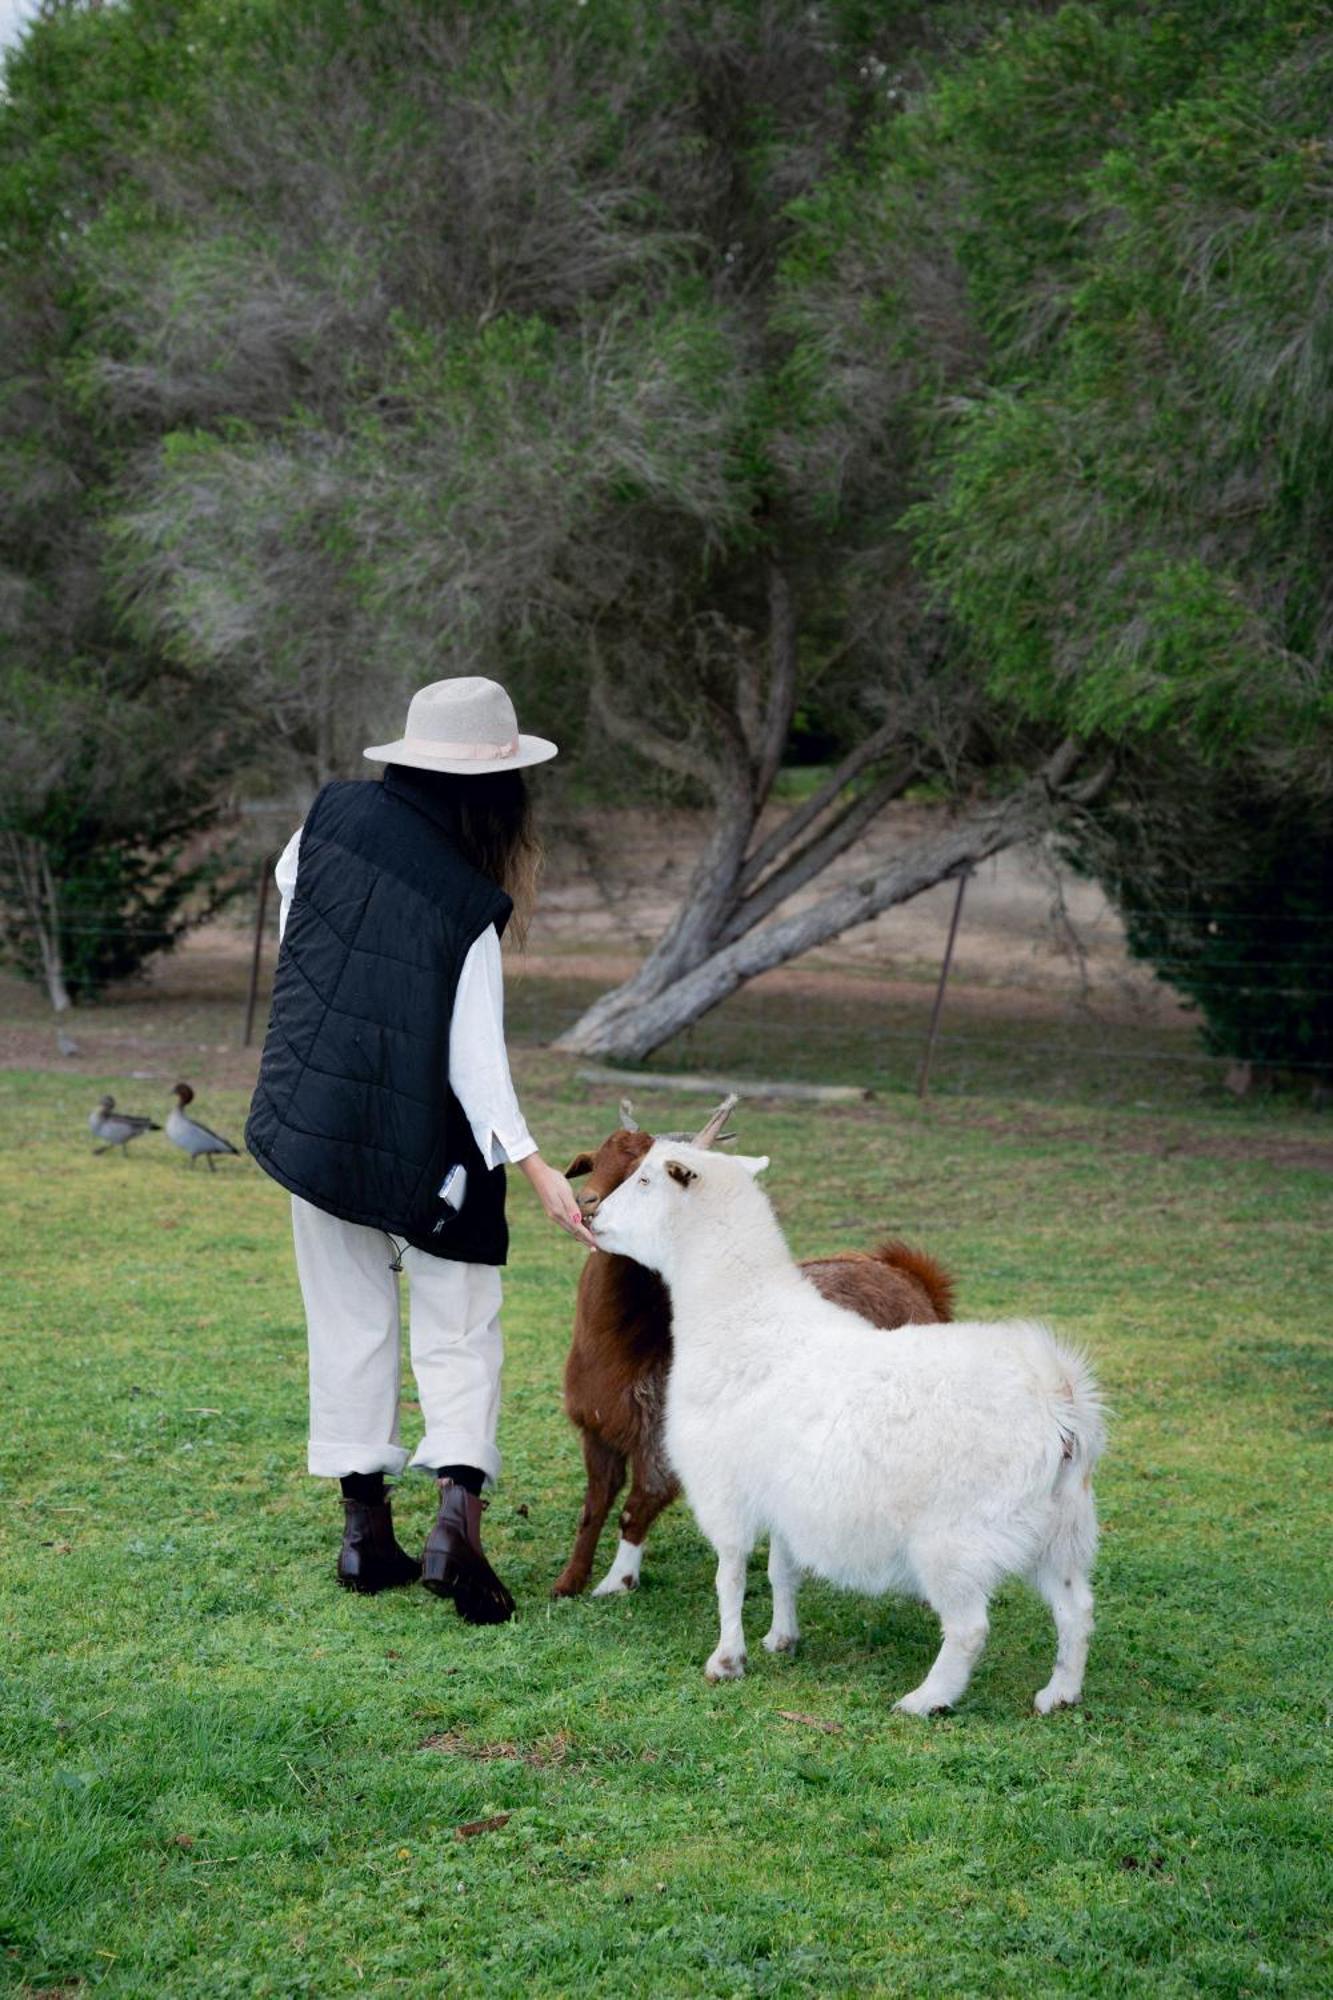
[619,1097,639,1133]
[690,1092,740,1151]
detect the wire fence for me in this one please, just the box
[5,878,1331,1109]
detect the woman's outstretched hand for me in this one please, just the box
[518,1153,598,1249]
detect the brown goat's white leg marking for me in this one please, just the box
[704,1544,751,1681]
[893,1578,990,1716]
[592,1537,643,1595]
[762,1534,801,1655]
[592,1452,678,1595]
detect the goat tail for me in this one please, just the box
[870,1240,956,1322]
[1032,1341,1106,1584]
[1049,1340,1108,1490]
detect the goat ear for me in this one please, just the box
[734,1154,770,1178]
[665,1159,698,1189]
[563,1152,595,1179]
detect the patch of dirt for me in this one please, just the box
[420,1730,571,1768]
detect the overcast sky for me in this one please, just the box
[0,0,39,59]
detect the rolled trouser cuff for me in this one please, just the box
[308,1441,411,1479]
[408,1433,502,1486]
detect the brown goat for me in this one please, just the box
[552,1103,954,1599]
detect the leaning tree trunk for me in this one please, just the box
[3,832,73,1014]
[563,564,932,1051]
[555,701,1097,1063]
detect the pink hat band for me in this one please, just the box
[393,733,520,761]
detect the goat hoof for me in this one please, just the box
[704,1652,746,1682]
[1033,1684,1080,1716]
[893,1691,952,1717]
[762,1630,799,1655]
[591,1573,637,1597]
[550,1573,587,1599]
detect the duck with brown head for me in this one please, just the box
[166,1083,238,1171]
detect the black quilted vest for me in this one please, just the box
[246,766,514,1263]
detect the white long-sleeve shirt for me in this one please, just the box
[274,828,537,1170]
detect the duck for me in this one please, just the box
[89,1095,160,1156]
[167,1083,239,1171]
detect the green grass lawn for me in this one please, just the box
[1,1061,1329,1997]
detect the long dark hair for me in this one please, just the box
[394,767,542,946]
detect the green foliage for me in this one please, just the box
[1077,780,1333,1077]
[19,0,1018,769]
[0,657,246,999]
[4,0,1331,1026]
[1,797,238,1003]
[775,1,1333,776]
[897,5,1333,772]
[0,0,226,250]
[790,0,1333,1054]
[1,1061,1329,1992]
[0,1,258,1003]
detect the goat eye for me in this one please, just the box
[637,1175,649,1186]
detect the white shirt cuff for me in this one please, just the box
[275,826,302,943]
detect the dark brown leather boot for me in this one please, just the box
[421,1478,515,1624]
[337,1499,421,1594]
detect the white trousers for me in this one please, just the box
[291,1196,504,1483]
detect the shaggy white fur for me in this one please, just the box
[590,1142,1105,1715]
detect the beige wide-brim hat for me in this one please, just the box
[363,676,558,775]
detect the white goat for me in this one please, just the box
[589,1142,1105,1715]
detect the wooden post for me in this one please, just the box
[916,868,970,1101]
[242,856,273,1047]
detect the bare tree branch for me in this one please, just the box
[1062,755,1116,807]
[738,714,901,892]
[754,563,797,800]
[719,756,918,946]
[588,649,708,787]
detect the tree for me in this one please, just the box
[900,4,1333,1069]
[0,0,253,1003]
[77,0,1104,1056]
[7,0,1327,1050]
[566,0,1333,1057]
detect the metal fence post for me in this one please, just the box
[242,856,273,1048]
[916,867,970,1101]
